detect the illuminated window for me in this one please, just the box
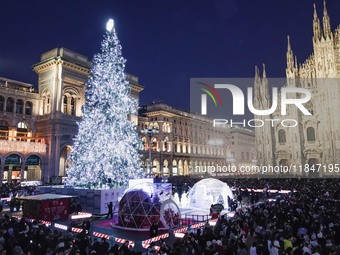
[152,137,158,151]
[142,137,147,150]
[17,122,28,130]
[17,122,28,139]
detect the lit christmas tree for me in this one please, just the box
[66,19,143,189]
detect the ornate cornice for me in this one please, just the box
[33,57,90,75]
[131,84,144,93]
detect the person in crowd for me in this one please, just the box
[150,221,159,238]
[107,201,114,219]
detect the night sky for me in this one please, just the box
[1,0,339,110]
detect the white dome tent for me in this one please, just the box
[188,178,233,209]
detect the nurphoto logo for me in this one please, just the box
[192,79,312,128]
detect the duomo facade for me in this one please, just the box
[255,1,340,173]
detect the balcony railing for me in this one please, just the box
[0,130,46,153]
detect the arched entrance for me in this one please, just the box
[4,154,22,182]
[26,155,42,180]
[60,145,72,176]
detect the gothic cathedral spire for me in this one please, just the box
[286,35,294,71]
[313,3,321,41]
[323,0,332,39]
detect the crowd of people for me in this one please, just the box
[151,178,340,255]
[0,215,142,255]
[0,178,339,254]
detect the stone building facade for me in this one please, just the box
[0,48,143,183]
[255,2,340,174]
[138,102,255,176]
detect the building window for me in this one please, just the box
[17,122,28,139]
[71,98,76,115]
[152,137,158,151]
[6,97,14,112]
[63,96,68,114]
[43,93,51,114]
[25,101,33,115]
[17,122,28,129]
[307,127,315,142]
[16,99,24,114]
[141,137,147,150]
[0,96,5,111]
[0,120,9,139]
[278,129,286,144]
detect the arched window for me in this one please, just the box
[163,160,169,175]
[278,129,286,144]
[141,137,147,150]
[17,122,28,139]
[17,122,28,130]
[71,98,76,115]
[163,137,169,152]
[152,137,158,151]
[0,120,9,128]
[25,101,33,115]
[178,160,183,175]
[16,99,24,114]
[172,160,178,176]
[6,97,14,112]
[153,122,159,130]
[162,123,167,133]
[0,96,4,111]
[307,127,316,142]
[43,92,51,114]
[63,95,68,114]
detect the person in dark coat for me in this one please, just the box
[106,202,113,219]
[149,222,159,238]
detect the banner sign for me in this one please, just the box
[5,154,21,165]
[26,155,40,166]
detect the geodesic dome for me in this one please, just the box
[188,178,233,209]
[118,182,179,229]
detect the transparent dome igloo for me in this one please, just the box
[118,182,180,229]
[188,178,233,209]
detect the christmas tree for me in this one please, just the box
[66,19,143,189]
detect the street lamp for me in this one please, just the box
[141,126,159,176]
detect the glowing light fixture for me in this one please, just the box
[106,19,114,32]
